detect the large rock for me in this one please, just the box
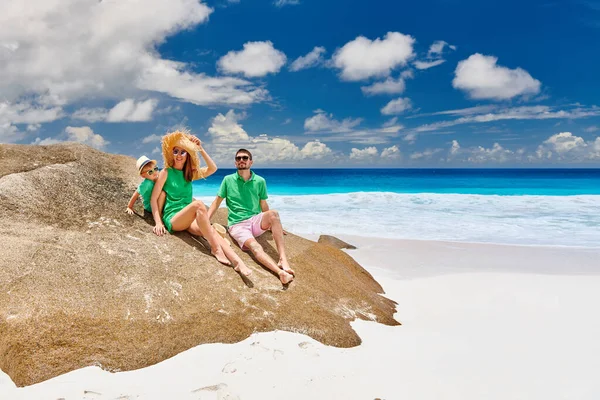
[318,235,357,250]
[0,143,399,387]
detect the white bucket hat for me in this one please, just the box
[136,155,156,173]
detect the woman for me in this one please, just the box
[150,130,252,276]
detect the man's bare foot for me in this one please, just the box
[279,270,294,284]
[211,248,231,266]
[278,260,295,276]
[233,261,252,277]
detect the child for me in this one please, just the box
[126,156,165,216]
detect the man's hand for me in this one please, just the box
[126,207,135,215]
[153,224,167,236]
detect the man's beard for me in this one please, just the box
[237,166,250,170]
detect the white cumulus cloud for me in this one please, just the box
[413,40,455,70]
[332,32,415,81]
[412,105,600,133]
[349,146,379,160]
[534,132,590,160]
[206,110,334,164]
[381,97,413,115]
[72,99,158,123]
[381,145,400,159]
[410,148,443,160]
[450,140,461,155]
[414,59,446,70]
[218,41,287,78]
[0,101,64,142]
[428,40,454,57]
[361,76,407,96]
[142,134,163,144]
[32,126,109,149]
[453,53,541,100]
[304,111,363,133]
[107,99,158,122]
[447,133,600,164]
[449,141,516,163]
[300,140,332,159]
[0,0,265,108]
[289,46,326,72]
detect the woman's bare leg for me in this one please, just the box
[216,235,252,276]
[170,200,229,265]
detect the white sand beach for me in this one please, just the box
[2,236,600,400]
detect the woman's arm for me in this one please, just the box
[126,190,140,215]
[151,169,168,236]
[199,146,217,177]
[189,135,217,179]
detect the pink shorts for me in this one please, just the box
[228,213,267,250]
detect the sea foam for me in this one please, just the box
[197,192,600,248]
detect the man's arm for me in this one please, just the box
[259,199,269,212]
[207,196,224,221]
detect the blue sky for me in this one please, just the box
[1,0,600,166]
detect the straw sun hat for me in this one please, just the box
[161,130,207,179]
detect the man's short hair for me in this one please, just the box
[236,149,253,160]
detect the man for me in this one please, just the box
[208,149,295,285]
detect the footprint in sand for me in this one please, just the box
[221,362,237,373]
[191,383,240,400]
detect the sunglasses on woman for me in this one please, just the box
[173,149,187,156]
[145,166,159,176]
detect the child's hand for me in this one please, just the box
[153,223,167,236]
[126,207,135,215]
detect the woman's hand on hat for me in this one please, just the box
[153,223,167,236]
[190,135,201,146]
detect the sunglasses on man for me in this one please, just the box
[235,155,250,161]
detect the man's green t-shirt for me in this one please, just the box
[137,179,155,212]
[218,171,268,226]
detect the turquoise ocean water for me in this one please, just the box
[193,169,600,248]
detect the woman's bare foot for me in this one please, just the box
[233,261,252,277]
[279,270,294,284]
[211,247,231,266]
[278,260,295,276]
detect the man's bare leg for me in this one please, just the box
[245,238,293,284]
[261,210,295,275]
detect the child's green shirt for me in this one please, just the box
[137,179,155,212]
